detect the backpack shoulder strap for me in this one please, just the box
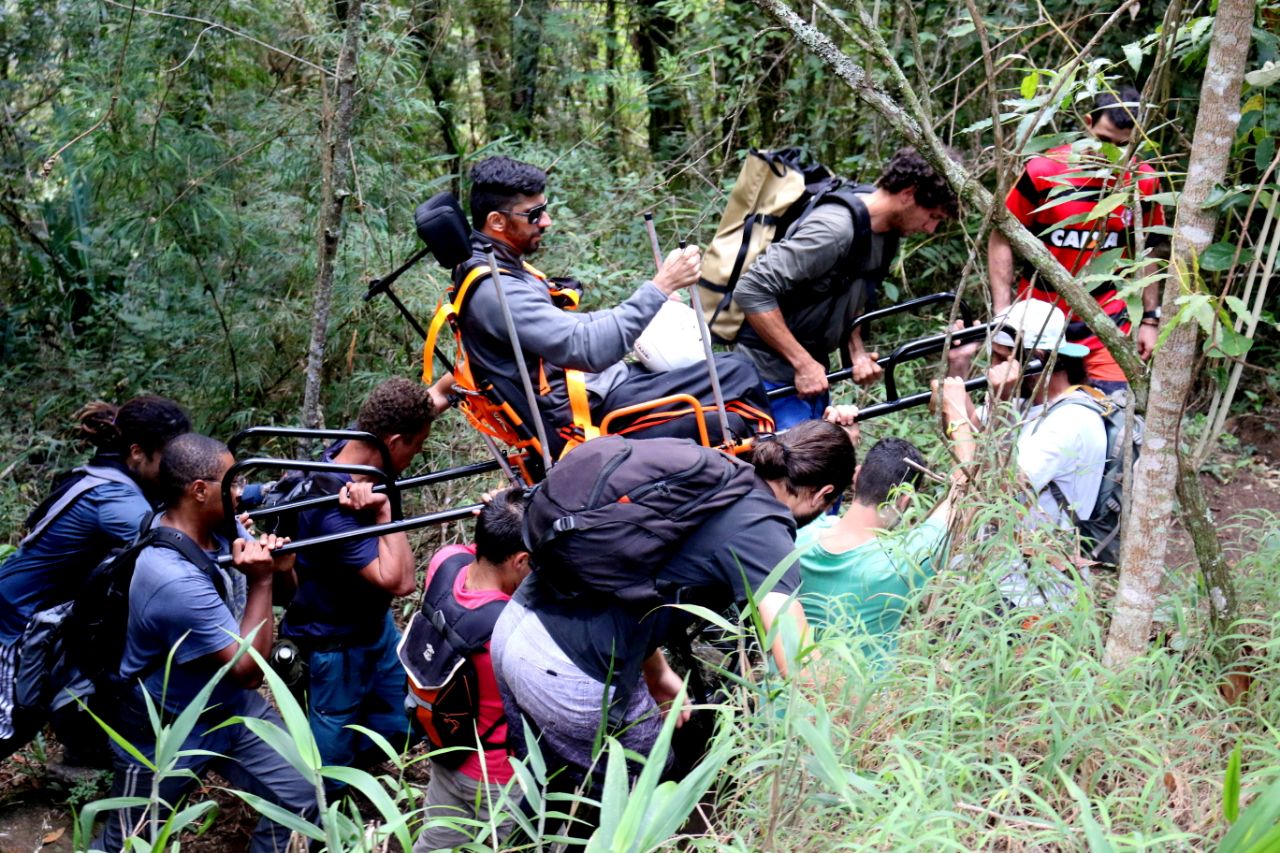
[20,466,140,548]
[1045,480,1081,527]
[1035,386,1111,521]
[821,184,898,281]
[147,527,230,604]
[423,551,506,653]
[1033,386,1109,434]
[424,262,516,383]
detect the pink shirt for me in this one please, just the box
[424,544,513,783]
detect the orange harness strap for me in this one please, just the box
[422,261,599,456]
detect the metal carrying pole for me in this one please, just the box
[362,246,434,341]
[765,359,1045,422]
[244,458,503,523]
[643,213,733,444]
[216,503,483,566]
[483,243,555,471]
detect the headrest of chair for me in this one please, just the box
[415,192,473,268]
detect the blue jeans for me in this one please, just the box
[1091,380,1129,396]
[306,611,412,770]
[96,691,316,853]
[761,382,844,514]
[762,382,830,431]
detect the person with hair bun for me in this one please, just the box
[491,415,857,814]
[0,395,189,765]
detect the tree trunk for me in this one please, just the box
[755,35,792,144]
[1103,0,1253,666]
[302,0,364,430]
[635,0,682,159]
[604,0,620,158]
[469,0,510,137]
[510,0,548,137]
[410,0,463,187]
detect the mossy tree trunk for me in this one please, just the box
[1103,0,1253,666]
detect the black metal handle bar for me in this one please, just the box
[852,359,1044,422]
[363,245,432,305]
[768,325,988,402]
[880,323,996,401]
[848,291,974,339]
[227,427,395,477]
[221,457,403,538]
[245,458,503,522]
[769,301,983,402]
[217,502,482,565]
[215,360,1049,564]
[766,321,1014,401]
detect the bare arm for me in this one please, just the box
[847,326,882,386]
[744,308,830,398]
[343,482,416,597]
[642,648,690,726]
[757,591,811,677]
[210,535,292,688]
[426,372,456,417]
[941,322,981,426]
[988,229,1015,313]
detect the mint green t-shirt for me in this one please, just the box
[796,515,949,648]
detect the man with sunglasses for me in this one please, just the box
[441,156,772,458]
[989,87,1166,394]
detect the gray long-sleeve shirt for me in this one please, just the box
[733,201,890,384]
[458,239,667,442]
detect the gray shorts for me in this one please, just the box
[490,597,664,778]
[414,762,518,852]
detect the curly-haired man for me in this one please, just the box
[734,147,959,428]
[280,378,436,773]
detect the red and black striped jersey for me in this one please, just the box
[1004,144,1165,356]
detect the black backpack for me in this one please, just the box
[250,471,347,539]
[522,436,757,608]
[399,551,507,769]
[68,527,228,701]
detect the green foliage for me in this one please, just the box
[3,0,1280,849]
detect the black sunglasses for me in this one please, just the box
[497,203,549,225]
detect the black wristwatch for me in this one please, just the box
[1141,308,1161,321]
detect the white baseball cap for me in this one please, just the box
[991,299,1090,358]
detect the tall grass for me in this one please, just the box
[71,427,1280,851]
[694,511,1280,851]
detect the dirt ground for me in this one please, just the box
[3,428,1279,853]
[1164,451,1280,570]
